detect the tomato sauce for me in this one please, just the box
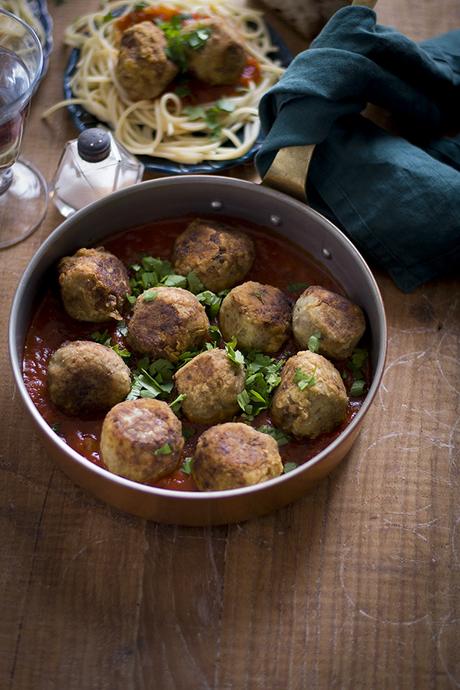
[22,217,370,492]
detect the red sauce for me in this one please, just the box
[22,218,370,492]
[115,6,261,105]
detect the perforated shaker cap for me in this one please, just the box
[77,128,111,162]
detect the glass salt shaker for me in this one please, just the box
[50,128,144,218]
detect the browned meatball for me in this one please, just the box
[127,286,209,361]
[193,422,283,491]
[183,18,246,85]
[116,21,178,101]
[174,348,245,424]
[271,351,348,439]
[292,286,366,359]
[100,399,184,483]
[172,218,255,292]
[58,247,130,322]
[47,340,131,416]
[219,281,291,353]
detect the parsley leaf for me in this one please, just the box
[169,393,187,414]
[186,271,205,294]
[181,456,193,475]
[287,282,309,293]
[224,338,245,366]
[283,462,298,474]
[154,443,172,455]
[307,331,321,353]
[258,425,291,446]
[349,379,366,397]
[294,367,317,390]
[237,352,284,420]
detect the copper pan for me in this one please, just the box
[9,145,387,525]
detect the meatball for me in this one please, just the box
[127,286,209,361]
[115,21,178,101]
[292,286,366,360]
[219,281,291,353]
[58,247,130,322]
[192,422,283,491]
[172,218,255,292]
[174,348,245,424]
[271,351,347,439]
[100,399,184,483]
[184,18,246,85]
[47,340,131,416]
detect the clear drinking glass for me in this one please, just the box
[0,9,47,249]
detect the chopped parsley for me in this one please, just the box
[196,289,228,318]
[287,282,309,293]
[258,425,291,446]
[307,331,322,353]
[186,271,205,294]
[91,329,131,360]
[183,99,237,138]
[345,347,369,397]
[127,357,174,401]
[181,456,194,475]
[157,16,212,72]
[224,337,245,366]
[294,367,317,390]
[237,351,284,420]
[283,462,298,474]
[154,443,172,456]
[169,393,187,414]
[143,289,158,302]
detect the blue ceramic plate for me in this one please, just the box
[34,0,53,78]
[63,24,292,175]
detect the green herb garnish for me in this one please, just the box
[258,425,291,446]
[224,337,245,366]
[154,443,172,456]
[181,456,193,475]
[186,270,205,294]
[90,329,111,346]
[283,462,298,474]
[143,289,158,302]
[158,17,212,72]
[294,367,317,390]
[237,352,284,420]
[287,282,309,293]
[345,347,368,397]
[349,379,366,397]
[169,393,187,414]
[307,331,321,353]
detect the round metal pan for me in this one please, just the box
[9,174,387,525]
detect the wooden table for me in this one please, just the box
[1,1,459,688]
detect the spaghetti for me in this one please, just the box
[43,0,285,165]
[0,0,46,44]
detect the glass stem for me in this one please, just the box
[0,167,13,195]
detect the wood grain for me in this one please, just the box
[1,1,459,688]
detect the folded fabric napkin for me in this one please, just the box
[256,6,460,292]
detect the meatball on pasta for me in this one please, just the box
[172,218,255,292]
[116,21,178,101]
[293,286,366,360]
[47,341,131,416]
[183,18,247,85]
[219,281,291,353]
[101,399,184,483]
[174,348,245,425]
[58,247,130,323]
[127,286,209,361]
[271,351,348,439]
[193,423,283,491]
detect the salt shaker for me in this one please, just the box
[50,128,144,217]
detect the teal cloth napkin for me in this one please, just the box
[256,6,460,292]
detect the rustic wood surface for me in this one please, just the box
[1,1,459,688]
